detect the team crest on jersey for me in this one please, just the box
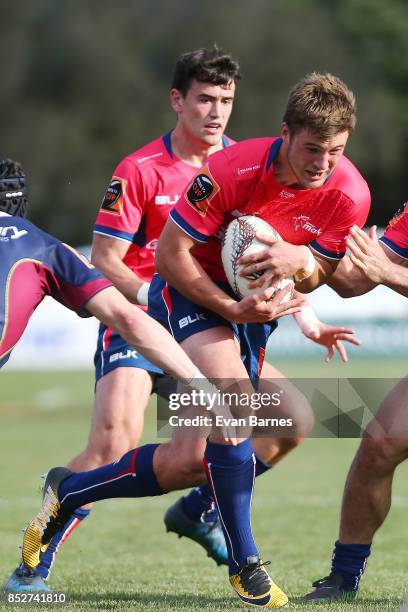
[387,202,408,229]
[186,166,219,216]
[101,177,127,215]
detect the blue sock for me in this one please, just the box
[204,438,259,574]
[36,507,90,579]
[58,444,163,511]
[331,540,371,591]
[182,487,214,522]
[183,454,272,522]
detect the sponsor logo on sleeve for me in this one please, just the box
[185,166,219,216]
[387,202,408,229]
[100,177,127,215]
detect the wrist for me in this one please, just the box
[136,282,150,306]
[293,305,320,335]
[294,248,316,283]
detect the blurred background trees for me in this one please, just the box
[2,0,407,243]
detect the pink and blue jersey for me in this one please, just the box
[92,131,234,381]
[0,213,111,368]
[93,131,233,283]
[381,202,408,259]
[170,137,371,281]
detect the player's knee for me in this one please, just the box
[87,427,136,466]
[279,435,304,453]
[286,396,315,438]
[357,437,407,473]
[169,446,206,487]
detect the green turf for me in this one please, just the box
[1,363,407,611]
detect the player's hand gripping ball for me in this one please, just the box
[221,215,294,301]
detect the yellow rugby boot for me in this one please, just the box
[229,557,288,608]
[22,467,72,569]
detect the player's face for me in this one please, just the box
[171,80,235,146]
[283,126,349,189]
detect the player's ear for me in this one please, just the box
[281,123,290,144]
[170,88,184,113]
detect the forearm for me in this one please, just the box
[156,247,237,319]
[294,254,334,293]
[382,262,408,297]
[118,308,197,381]
[87,288,196,380]
[327,256,376,298]
[92,253,146,304]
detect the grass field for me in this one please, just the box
[1,360,408,611]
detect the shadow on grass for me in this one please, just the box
[69,591,233,609]
[290,595,404,607]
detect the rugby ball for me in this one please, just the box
[221,215,294,301]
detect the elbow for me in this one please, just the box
[154,235,171,278]
[91,249,104,271]
[331,285,356,298]
[154,249,165,277]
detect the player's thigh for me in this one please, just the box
[261,362,285,379]
[258,361,314,435]
[89,367,154,446]
[366,373,408,440]
[180,326,249,383]
[163,436,207,476]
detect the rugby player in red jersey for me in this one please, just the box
[19,73,369,609]
[8,49,360,595]
[147,72,370,607]
[305,212,408,601]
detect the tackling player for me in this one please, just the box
[18,73,370,609]
[6,46,242,589]
[305,213,408,601]
[1,157,297,594]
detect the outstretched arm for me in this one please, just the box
[85,286,237,442]
[85,286,197,382]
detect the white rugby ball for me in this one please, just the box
[221,215,294,301]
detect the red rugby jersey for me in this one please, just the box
[93,131,234,282]
[381,202,408,259]
[170,137,371,281]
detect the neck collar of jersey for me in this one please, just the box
[0,211,11,217]
[266,138,283,173]
[163,130,231,160]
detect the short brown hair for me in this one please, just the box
[283,72,356,138]
[171,46,241,97]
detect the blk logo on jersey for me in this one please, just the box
[186,166,219,217]
[101,177,127,215]
[0,226,28,241]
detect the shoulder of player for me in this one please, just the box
[114,134,172,177]
[327,155,370,204]
[209,137,275,177]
